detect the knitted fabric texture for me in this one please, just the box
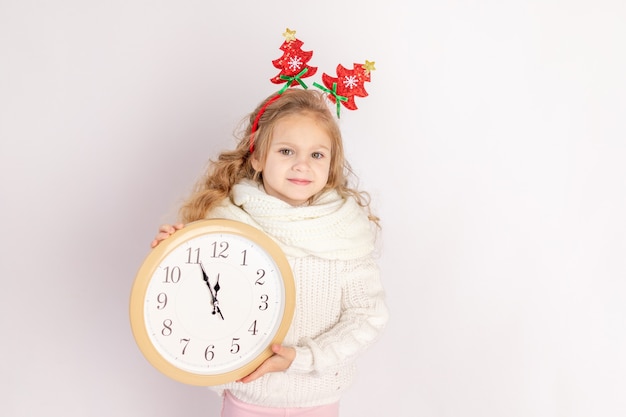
[211,179,375,260]
[207,180,388,408]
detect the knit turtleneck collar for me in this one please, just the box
[209,180,375,260]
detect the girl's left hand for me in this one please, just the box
[150,223,184,248]
[237,344,295,383]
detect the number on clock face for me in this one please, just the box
[143,232,286,375]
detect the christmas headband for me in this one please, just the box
[250,28,375,152]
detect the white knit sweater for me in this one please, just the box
[207,180,389,408]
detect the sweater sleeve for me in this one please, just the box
[288,256,389,373]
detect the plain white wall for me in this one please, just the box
[2,1,625,416]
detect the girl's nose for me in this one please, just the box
[292,155,310,171]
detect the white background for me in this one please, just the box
[1,1,625,416]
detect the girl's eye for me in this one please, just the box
[312,152,324,159]
[279,149,293,156]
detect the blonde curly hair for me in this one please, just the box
[179,88,379,226]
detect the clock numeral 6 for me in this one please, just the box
[205,345,215,362]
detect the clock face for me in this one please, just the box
[130,219,295,386]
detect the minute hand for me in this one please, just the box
[199,263,224,320]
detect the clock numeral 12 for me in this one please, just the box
[211,241,229,259]
[205,345,215,361]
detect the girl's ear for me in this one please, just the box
[251,155,262,172]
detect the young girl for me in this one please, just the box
[151,88,388,417]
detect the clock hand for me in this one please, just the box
[199,263,224,320]
[212,274,224,320]
[214,303,224,320]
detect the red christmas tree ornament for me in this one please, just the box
[251,29,377,152]
[270,28,317,91]
[314,60,375,117]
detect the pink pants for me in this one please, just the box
[221,390,339,417]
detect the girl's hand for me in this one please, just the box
[150,223,184,248]
[237,344,295,384]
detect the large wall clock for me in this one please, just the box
[129,218,295,386]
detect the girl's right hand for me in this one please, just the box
[150,223,184,248]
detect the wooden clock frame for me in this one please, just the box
[129,218,295,386]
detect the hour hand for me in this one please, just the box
[212,276,224,319]
[199,263,224,320]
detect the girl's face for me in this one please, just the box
[252,113,332,206]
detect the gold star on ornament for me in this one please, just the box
[283,28,297,42]
[363,60,376,75]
